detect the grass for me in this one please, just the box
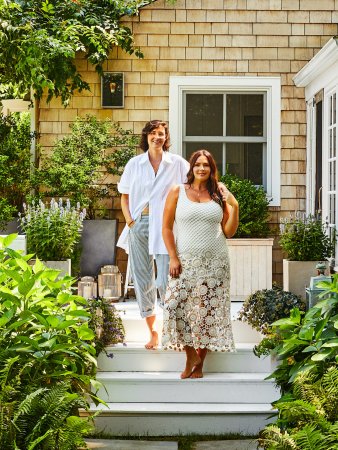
[86,432,258,450]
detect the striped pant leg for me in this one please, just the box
[154,254,170,308]
[128,216,157,318]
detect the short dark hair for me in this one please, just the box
[140,120,171,152]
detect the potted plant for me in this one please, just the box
[220,173,274,299]
[279,212,334,298]
[32,115,137,276]
[19,198,86,275]
[239,283,306,335]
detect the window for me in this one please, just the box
[323,89,337,246]
[169,76,281,206]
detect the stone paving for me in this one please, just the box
[85,439,260,449]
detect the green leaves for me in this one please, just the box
[33,115,137,218]
[279,213,334,261]
[220,173,271,238]
[0,240,97,390]
[257,274,338,395]
[0,0,154,105]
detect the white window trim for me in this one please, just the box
[169,76,281,206]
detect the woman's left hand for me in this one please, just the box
[218,182,230,202]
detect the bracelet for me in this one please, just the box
[127,220,135,227]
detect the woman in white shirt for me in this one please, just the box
[117,120,189,349]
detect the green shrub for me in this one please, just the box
[239,284,306,335]
[0,111,34,227]
[279,212,334,261]
[33,115,137,218]
[220,173,270,237]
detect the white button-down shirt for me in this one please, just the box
[117,151,189,254]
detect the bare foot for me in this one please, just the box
[145,331,158,350]
[190,363,203,378]
[180,354,201,379]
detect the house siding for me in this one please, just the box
[38,0,338,284]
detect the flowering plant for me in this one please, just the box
[19,198,86,260]
[88,298,125,355]
[279,212,334,261]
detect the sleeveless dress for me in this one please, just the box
[162,185,235,352]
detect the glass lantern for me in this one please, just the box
[98,265,123,300]
[78,276,98,299]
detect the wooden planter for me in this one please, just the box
[227,238,274,301]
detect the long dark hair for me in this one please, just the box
[186,149,222,206]
[139,120,171,152]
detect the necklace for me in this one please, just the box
[189,185,208,197]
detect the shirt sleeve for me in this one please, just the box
[117,159,133,194]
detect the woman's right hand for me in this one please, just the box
[169,256,181,278]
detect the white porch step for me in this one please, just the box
[81,402,275,436]
[97,343,272,373]
[115,300,262,344]
[95,371,279,404]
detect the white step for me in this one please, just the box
[115,300,262,344]
[95,372,279,404]
[98,342,273,373]
[81,402,275,436]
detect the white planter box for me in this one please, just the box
[283,259,328,299]
[43,259,72,277]
[0,234,26,254]
[227,238,274,300]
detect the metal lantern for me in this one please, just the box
[78,276,98,299]
[305,262,331,309]
[98,265,123,300]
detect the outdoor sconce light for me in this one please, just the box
[78,276,98,300]
[98,265,123,300]
[101,72,124,108]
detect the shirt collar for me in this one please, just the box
[139,150,173,165]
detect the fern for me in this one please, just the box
[259,425,298,449]
[293,425,326,450]
[260,366,338,449]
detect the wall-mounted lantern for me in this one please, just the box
[101,72,124,108]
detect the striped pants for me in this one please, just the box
[128,215,169,318]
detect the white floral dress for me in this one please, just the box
[162,185,235,352]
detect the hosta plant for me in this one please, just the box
[0,234,102,448]
[257,274,338,394]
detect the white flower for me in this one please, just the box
[199,285,208,296]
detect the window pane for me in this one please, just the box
[330,160,336,191]
[226,94,264,137]
[185,142,223,176]
[226,143,263,185]
[186,94,223,136]
[329,194,336,225]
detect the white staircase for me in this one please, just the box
[84,301,279,436]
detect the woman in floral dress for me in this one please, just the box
[162,150,239,379]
